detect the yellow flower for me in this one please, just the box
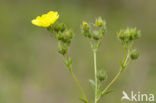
[32,11,59,27]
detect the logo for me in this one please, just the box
[121,91,155,102]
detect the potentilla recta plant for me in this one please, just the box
[31,11,141,103]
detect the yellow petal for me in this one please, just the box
[31,11,59,27]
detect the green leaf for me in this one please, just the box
[89,79,96,88]
[80,97,88,103]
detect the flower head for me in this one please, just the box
[32,11,59,27]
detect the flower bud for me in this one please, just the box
[96,17,105,27]
[47,25,54,33]
[83,31,91,38]
[56,31,63,40]
[64,29,73,39]
[53,23,66,33]
[62,38,71,45]
[58,46,66,55]
[97,70,107,81]
[100,26,106,35]
[117,30,125,40]
[93,31,102,40]
[58,43,68,55]
[82,22,90,32]
[59,23,66,32]
[135,30,141,39]
[130,49,139,60]
[128,28,137,40]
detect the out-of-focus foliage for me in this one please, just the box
[0,0,156,103]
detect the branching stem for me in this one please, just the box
[96,47,131,102]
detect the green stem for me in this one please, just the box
[100,68,122,98]
[96,49,130,102]
[64,50,87,101]
[69,68,87,99]
[93,50,98,103]
[123,47,127,62]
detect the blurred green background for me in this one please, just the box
[0,0,156,103]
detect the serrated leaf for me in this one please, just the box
[89,79,96,88]
[80,97,88,103]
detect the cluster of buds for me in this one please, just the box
[81,17,106,50]
[81,17,106,41]
[117,28,141,46]
[117,28,141,61]
[47,22,73,55]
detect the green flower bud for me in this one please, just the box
[64,29,73,39]
[130,49,139,60]
[59,23,66,32]
[83,31,91,38]
[62,39,71,45]
[47,25,54,33]
[93,31,102,40]
[82,23,90,32]
[56,29,73,45]
[135,30,141,39]
[56,31,63,40]
[100,26,106,35]
[128,28,137,40]
[53,23,66,33]
[58,46,66,55]
[58,42,68,55]
[117,30,125,40]
[52,23,60,33]
[96,17,105,27]
[97,70,107,81]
